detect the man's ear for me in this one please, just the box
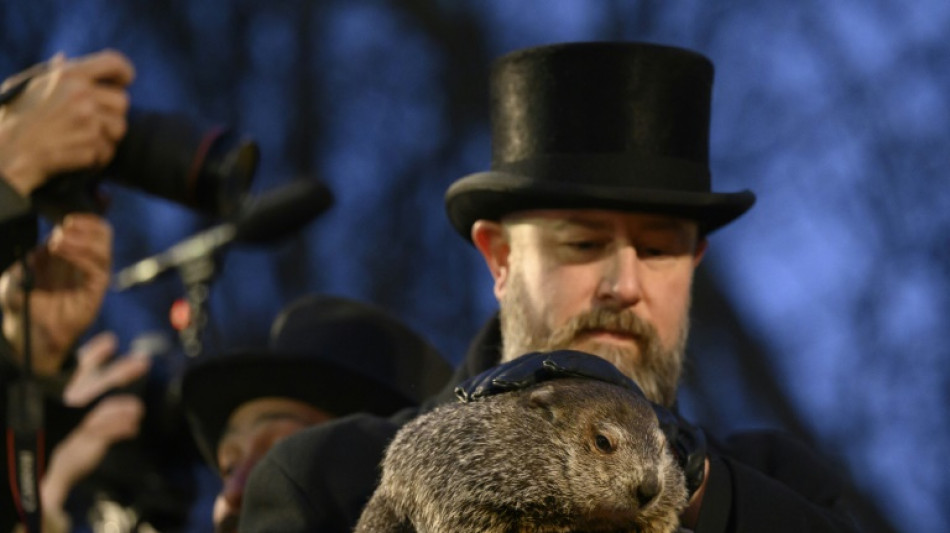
[471,220,511,300]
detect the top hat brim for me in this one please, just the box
[180,350,415,469]
[445,170,756,241]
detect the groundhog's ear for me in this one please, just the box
[526,385,563,423]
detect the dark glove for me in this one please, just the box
[454,349,644,402]
[652,403,707,497]
[454,349,707,497]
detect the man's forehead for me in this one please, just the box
[222,397,320,437]
[500,209,699,233]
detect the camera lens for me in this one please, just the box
[105,108,259,218]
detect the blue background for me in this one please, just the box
[2,1,947,531]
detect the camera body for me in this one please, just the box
[32,108,259,220]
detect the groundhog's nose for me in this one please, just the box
[636,473,660,508]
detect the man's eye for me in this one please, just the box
[639,247,667,258]
[566,240,604,251]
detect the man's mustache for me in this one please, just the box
[548,308,659,348]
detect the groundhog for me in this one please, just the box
[354,377,688,533]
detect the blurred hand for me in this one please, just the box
[38,331,151,515]
[0,213,113,375]
[0,49,135,196]
[62,330,151,407]
[41,394,145,511]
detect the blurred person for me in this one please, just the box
[12,332,150,533]
[240,42,862,532]
[0,48,186,533]
[0,210,114,532]
[179,294,452,533]
[0,207,190,533]
[0,48,131,531]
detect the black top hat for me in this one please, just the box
[180,294,452,467]
[445,41,756,240]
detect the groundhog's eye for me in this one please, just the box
[594,434,614,453]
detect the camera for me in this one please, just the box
[31,108,259,220]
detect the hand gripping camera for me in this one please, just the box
[32,107,259,219]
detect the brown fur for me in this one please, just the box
[355,378,688,533]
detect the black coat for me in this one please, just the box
[238,316,861,533]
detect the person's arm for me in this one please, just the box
[689,432,861,533]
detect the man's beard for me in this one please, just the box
[499,271,687,407]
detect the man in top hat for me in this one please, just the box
[239,42,860,532]
[179,294,452,533]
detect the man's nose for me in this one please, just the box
[596,245,642,307]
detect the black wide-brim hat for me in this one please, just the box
[445,41,756,240]
[180,294,452,467]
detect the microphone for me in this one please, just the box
[113,179,333,290]
[231,178,333,243]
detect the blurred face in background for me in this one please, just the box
[473,209,705,407]
[212,397,334,533]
